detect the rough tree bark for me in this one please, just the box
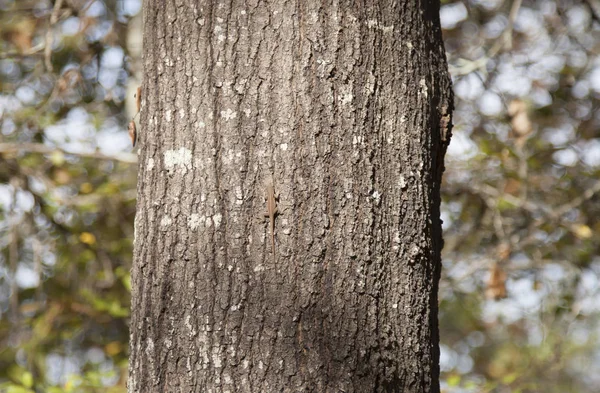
[129,1,453,392]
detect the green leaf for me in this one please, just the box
[50,151,65,166]
[447,374,461,386]
[21,372,33,388]
[502,372,518,384]
[6,385,35,393]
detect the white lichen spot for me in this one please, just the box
[165,110,172,122]
[387,133,394,144]
[243,359,250,369]
[133,215,139,245]
[179,108,185,119]
[410,244,420,256]
[406,41,413,49]
[212,348,223,368]
[197,18,205,26]
[352,135,364,147]
[341,92,353,106]
[234,187,244,204]
[258,361,264,370]
[221,109,237,121]
[243,108,251,117]
[218,34,226,42]
[371,190,381,205]
[165,58,174,67]
[227,265,233,272]
[217,17,224,23]
[280,143,288,151]
[198,120,206,129]
[164,147,192,172]
[212,213,223,228]
[146,338,154,352]
[185,314,197,336]
[160,215,173,229]
[419,78,428,98]
[222,149,233,164]
[241,10,246,15]
[214,25,222,33]
[282,224,291,235]
[164,338,172,348]
[400,115,408,123]
[399,175,407,189]
[188,213,203,230]
[147,158,155,171]
[392,303,398,309]
[224,374,232,384]
[366,19,394,33]
[345,192,353,199]
[254,264,264,272]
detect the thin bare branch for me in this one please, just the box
[0,42,46,60]
[44,0,65,72]
[584,0,600,23]
[450,0,523,76]
[0,143,137,164]
[552,180,600,218]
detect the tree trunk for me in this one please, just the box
[129,1,453,392]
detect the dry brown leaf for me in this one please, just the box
[128,121,137,147]
[503,178,521,196]
[486,263,507,300]
[135,86,142,113]
[6,19,36,53]
[507,99,532,147]
[53,168,71,185]
[496,242,511,261]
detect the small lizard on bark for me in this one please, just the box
[264,184,278,259]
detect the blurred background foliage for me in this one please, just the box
[0,0,598,392]
[0,0,139,391]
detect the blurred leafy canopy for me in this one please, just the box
[0,0,138,391]
[441,0,600,392]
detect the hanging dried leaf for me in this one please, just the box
[486,263,507,300]
[5,19,36,53]
[128,121,137,147]
[507,99,532,148]
[135,86,142,113]
[503,178,521,196]
[496,242,511,261]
